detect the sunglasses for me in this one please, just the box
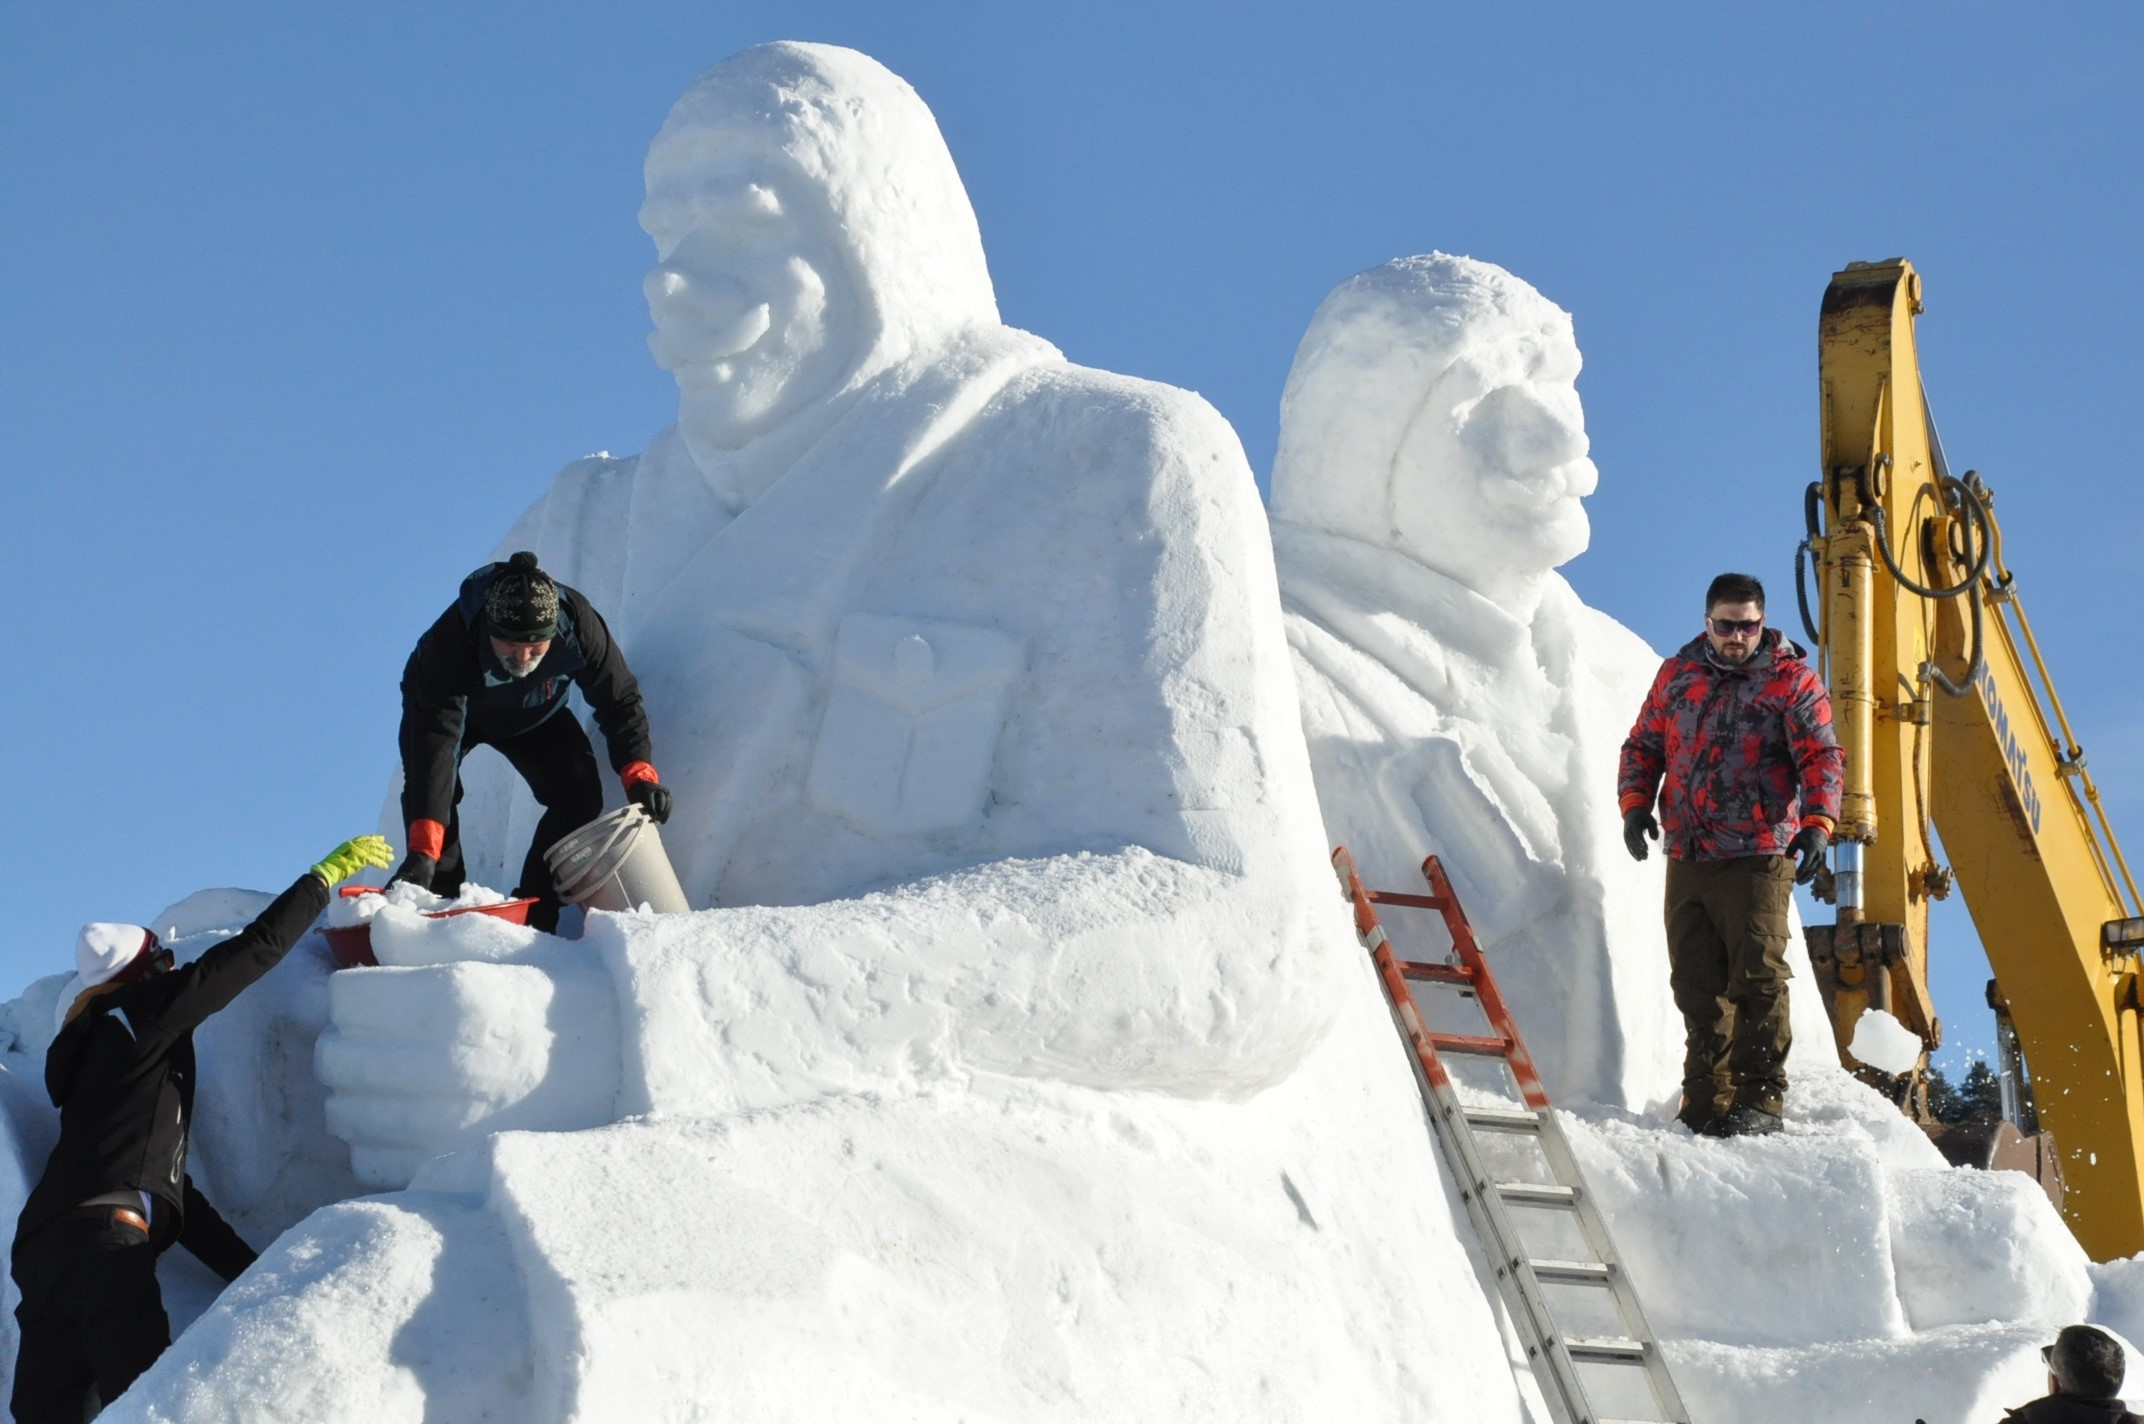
[1709,617,1763,636]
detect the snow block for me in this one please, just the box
[1887,1165,2090,1330]
[1561,1109,1910,1346]
[1670,1322,2068,1424]
[107,1196,534,1423]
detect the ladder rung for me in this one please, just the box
[1495,1181,1577,1209]
[1365,890,1447,910]
[1563,1336,1648,1365]
[1400,960,1474,986]
[1462,1106,1541,1133]
[1529,1258,1612,1286]
[1428,1031,1513,1057]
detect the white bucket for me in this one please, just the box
[544,805,691,916]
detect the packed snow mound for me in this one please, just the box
[1560,1074,2134,1420]
[95,898,1536,1422]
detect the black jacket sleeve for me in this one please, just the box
[179,1176,259,1282]
[565,592,653,772]
[399,603,476,827]
[133,873,331,1041]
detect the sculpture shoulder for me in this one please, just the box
[991,359,1253,491]
[495,449,645,561]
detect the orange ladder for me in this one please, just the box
[1334,846,1690,1424]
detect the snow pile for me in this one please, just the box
[1562,1078,2097,1419]
[0,44,2138,1424]
[322,881,511,931]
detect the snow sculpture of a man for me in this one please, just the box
[104,47,1535,1421]
[317,38,1342,1182]
[1271,253,1680,1110]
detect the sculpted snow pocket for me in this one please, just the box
[807,613,1026,837]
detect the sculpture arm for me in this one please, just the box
[597,848,1341,1118]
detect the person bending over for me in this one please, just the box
[391,551,670,931]
[9,834,393,1422]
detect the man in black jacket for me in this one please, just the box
[9,834,392,1422]
[390,551,671,931]
[2000,1324,2144,1422]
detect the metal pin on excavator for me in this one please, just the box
[1799,258,2144,1260]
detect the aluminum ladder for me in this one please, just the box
[1333,846,1690,1424]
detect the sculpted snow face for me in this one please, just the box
[1272,254,1686,1110]
[1272,253,1599,615]
[637,47,997,494]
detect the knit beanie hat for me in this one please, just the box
[77,923,154,988]
[484,552,561,641]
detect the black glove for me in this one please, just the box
[388,853,437,892]
[1791,825,1830,885]
[1622,807,1659,862]
[628,779,673,826]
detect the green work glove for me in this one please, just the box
[311,835,394,887]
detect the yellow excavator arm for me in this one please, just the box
[1803,259,2144,1260]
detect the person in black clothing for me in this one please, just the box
[389,551,671,931]
[1996,1324,2144,1422]
[9,834,392,1422]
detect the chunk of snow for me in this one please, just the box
[1849,1007,1925,1075]
[323,881,510,930]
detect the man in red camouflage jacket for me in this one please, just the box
[1618,572,1843,1137]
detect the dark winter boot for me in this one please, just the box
[1711,1103,1784,1138]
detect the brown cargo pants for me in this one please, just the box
[1665,854,1795,1120]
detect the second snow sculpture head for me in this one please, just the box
[1270,253,1599,613]
[639,43,999,505]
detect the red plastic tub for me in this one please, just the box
[323,886,541,968]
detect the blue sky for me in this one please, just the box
[3,4,2139,1072]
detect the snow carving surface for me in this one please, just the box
[0,43,1541,1422]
